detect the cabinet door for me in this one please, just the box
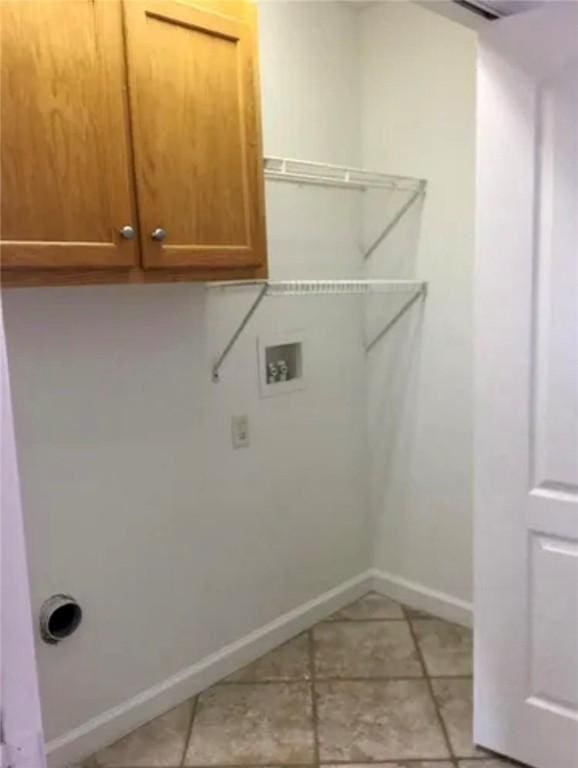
[1,0,137,271]
[123,1,267,272]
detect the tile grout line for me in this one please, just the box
[308,628,321,767]
[323,617,423,623]
[118,760,490,768]
[403,606,458,767]
[180,694,199,767]
[216,673,473,686]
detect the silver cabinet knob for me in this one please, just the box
[119,225,136,240]
[151,227,167,242]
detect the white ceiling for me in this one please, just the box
[349,0,544,11]
[350,0,546,30]
[414,0,545,31]
[481,1,544,14]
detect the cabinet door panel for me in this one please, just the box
[124,0,267,271]
[0,0,137,270]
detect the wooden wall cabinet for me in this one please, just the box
[0,0,267,287]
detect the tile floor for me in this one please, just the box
[87,593,524,768]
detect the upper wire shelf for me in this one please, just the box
[264,156,426,193]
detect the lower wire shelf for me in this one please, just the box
[207,279,427,382]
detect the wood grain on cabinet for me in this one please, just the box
[123,0,267,271]
[0,0,138,270]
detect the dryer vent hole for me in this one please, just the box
[40,595,82,644]
[49,603,81,639]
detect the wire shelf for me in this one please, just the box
[209,279,426,296]
[264,156,426,193]
[208,156,428,381]
[209,279,427,381]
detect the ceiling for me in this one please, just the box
[413,0,545,30]
[351,1,545,17]
[478,1,544,14]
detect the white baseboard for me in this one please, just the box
[47,570,373,768]
[371,569,473,628]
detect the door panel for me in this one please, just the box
[532,63,578,491]
[0,0,137,269]
[529,534,578,714]
[124,0,267,271]
[475,4,578,767]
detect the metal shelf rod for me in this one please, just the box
[211,283,267,382]
[365,285,427,352]
[363,182,427,260]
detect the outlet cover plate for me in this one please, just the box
[232,414,250,448]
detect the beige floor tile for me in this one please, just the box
[323,764,453,768]
[459,761,517,767]
[315,679,450,761]
[314,620,422,679]
[412,619,473,676]
[431,678,486,758]
[404,606,434,619]
[224,633,310,682]
[94,701,193,767]
[184,682,314,765]
[327,592,405,621]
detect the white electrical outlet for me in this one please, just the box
[232,414,250,449]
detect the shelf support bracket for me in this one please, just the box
[365,285,426,353]
[363,180,426,261]
[212,283,268,382]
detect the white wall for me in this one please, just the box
[361,1,476,605]
[258,0,360,165]
[2,0,368,750]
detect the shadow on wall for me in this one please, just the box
[367,302,425,565]
[362,186,427,568]
[362,187,425,278]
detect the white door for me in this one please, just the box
[1,295,46,767]
[475,3,578,767]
